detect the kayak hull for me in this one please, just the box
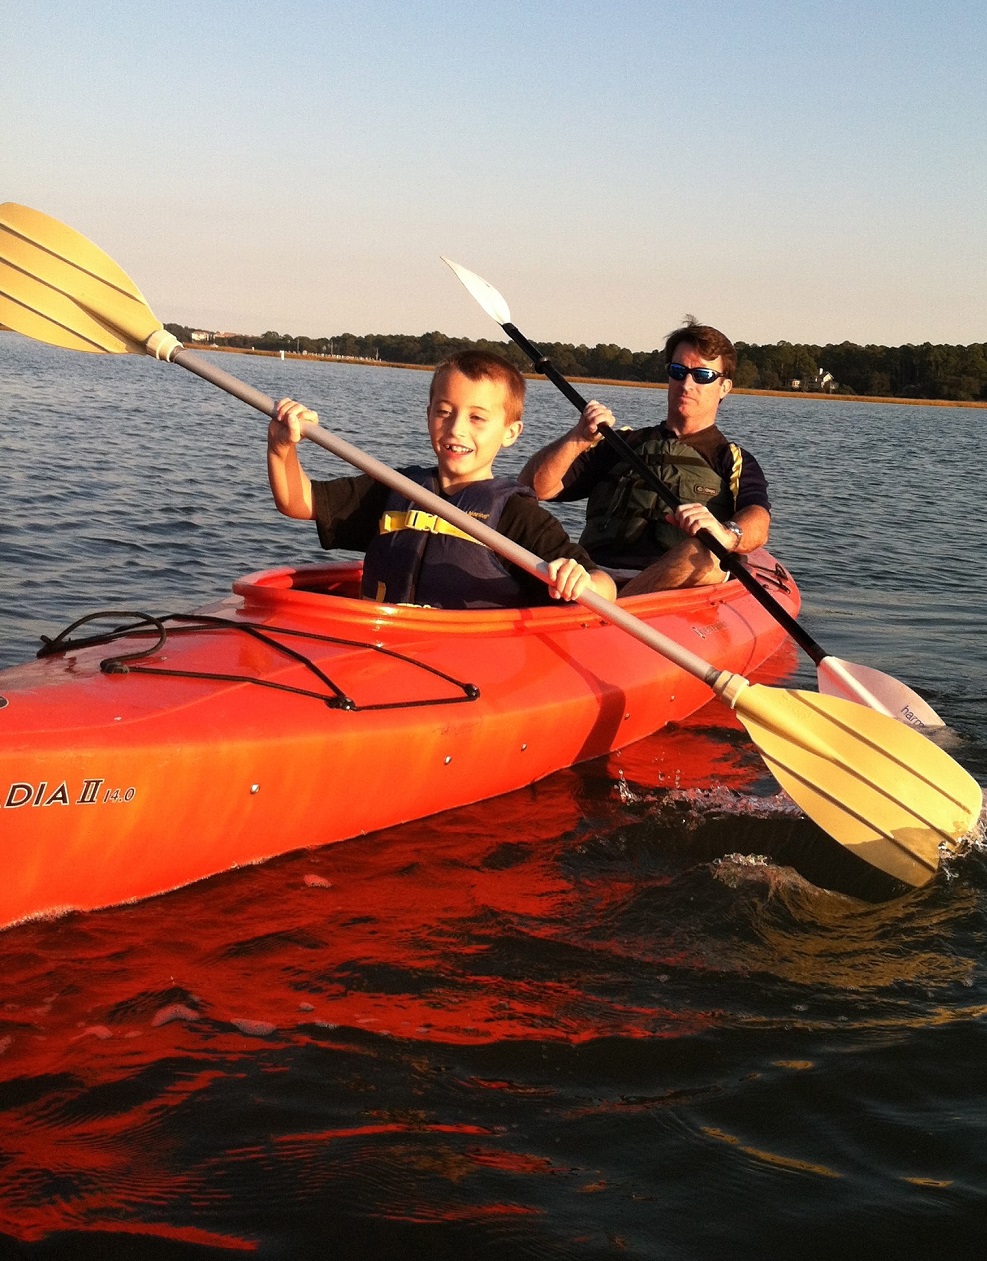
[0,555,800,928]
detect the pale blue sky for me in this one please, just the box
[3,0,984,349]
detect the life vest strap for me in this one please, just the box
[379,509,482,544]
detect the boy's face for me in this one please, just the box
[427,369,523,492]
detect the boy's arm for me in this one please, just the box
[267,398,318,520]
[544,557,617,603]
[518,400,616,499]
[588,568,618,601]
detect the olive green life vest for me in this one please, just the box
[579,429,742,561]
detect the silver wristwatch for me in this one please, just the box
[724,520,743,547]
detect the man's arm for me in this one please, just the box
[725,445,771,553]
[687,442,771,555]
[730,505,770,554]
[666,502,770,556]
[518,401,615,499]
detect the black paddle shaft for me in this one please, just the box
[501,321,826,664]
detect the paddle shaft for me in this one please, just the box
[500,321,829,665]
[171,347,731,691]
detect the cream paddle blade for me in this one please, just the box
[730,685,980,886]
[0,203,162,354]
[2,204,979,887]
[441,255,946,730]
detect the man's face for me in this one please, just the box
[666,341,732,434]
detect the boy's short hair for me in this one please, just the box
[430,350,526,426]
[664,317,737,381]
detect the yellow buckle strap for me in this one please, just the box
[379,509,480,544]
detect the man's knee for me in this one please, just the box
[618,540,725,595]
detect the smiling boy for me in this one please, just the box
[267,350,616,609]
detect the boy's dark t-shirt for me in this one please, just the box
[310,472,599,607]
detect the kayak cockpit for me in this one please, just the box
[228,555,799,638]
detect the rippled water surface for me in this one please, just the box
[1,338,986,1259]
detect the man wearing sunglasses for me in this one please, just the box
[518,318,770,594]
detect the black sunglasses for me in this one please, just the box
[667,362,725,385]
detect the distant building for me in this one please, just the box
[188,330,238,344]
[791,369,837,393]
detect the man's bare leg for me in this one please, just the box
[619,538,726,596]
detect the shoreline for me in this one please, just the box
[186,343,987,409]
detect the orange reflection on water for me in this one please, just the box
[0,652,799,1248]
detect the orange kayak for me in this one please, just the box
[0,553,799,929]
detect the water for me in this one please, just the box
[1,337,986,1259]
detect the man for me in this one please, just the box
[518,318,770,595]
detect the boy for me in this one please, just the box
[267,350,616,609]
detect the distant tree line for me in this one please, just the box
[164,324,987,402]
[733,339,987,401]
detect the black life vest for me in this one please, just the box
[579,428,742,565]
[361,468,535,609]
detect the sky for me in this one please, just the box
[3,0,985,350]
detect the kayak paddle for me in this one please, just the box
[0,202,980,887]
[441,257,946,730]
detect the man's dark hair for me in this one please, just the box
[664,316,737,380]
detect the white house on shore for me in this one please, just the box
[790,368,837,393]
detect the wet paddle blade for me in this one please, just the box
[441,257,512,326]
[817,655,945,729]
[0,202,160,354]
[733,684,982,886]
